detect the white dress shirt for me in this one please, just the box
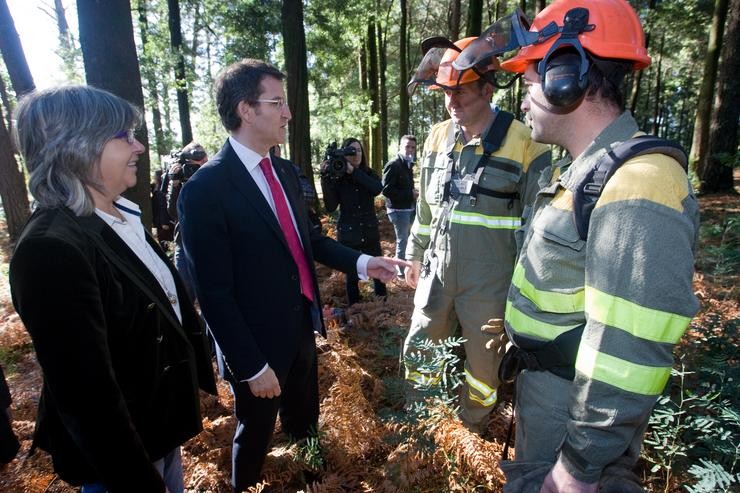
[95,197,182,323]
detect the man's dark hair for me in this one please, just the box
[215,59,285,131]
[585,54,632,111]
[401,135,416,143]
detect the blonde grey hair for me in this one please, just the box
[13,85,141,216]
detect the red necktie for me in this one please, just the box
[259,157,315,301]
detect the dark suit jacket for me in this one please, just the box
[9,207,216,492]
[178,140,360,383]
[382,155,416,210]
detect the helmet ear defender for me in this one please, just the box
[537,7,595,108]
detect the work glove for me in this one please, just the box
[481,318,508,358]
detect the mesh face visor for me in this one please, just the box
[453,8,559,71]
[407,46,463,96]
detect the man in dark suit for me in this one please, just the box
[178,59,406,492]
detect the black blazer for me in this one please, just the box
[382,155,416,210]
[321,167,382,248]
[9,207,217,492]
[178,140,360,383]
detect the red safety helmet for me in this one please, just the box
[500,0,650,73]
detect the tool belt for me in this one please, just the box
[498,325,584,383]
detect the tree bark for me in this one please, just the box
[0,103,29,246]
[359,40,370,148]
[398,0,409,137]
[378,18,389,165]
[700,0,738,193]
[138,0,167,158]
[689,0,729,172]
[651,34,664,135]
[0,0,35,96]
[281,0,313,188]
[450,0,461,40]
[466,0,483,37]
[167,0,193,146]
[367,17,382,173]
[77,0,152,226]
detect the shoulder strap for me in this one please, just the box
[573,135,688,241]
[467,111,516,205]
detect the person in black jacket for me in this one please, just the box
[321,138,387,305]
[9,85,216,493]
[381,135,418,278]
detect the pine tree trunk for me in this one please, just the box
[0,0,35,96]
[398,0,409,137]
[466,0,483,37]
[167,0,192,146]
[138,0,167,158]
[281,0,313,188]
[450,0,461,40]
[367,18,382,173]
[701,0,738,193]
[378,19,388,165]
[0,103,29,246]
[689,0,729,172]
[651,34,664,135]
[78,0,153,227]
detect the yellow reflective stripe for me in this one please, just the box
[449,211,521,230]
[575,344,671,396]
[465,369,497,407]
[586,286,691,344]
[511,263,585,314]
[405,370,440,386]
[505,300,580,341]
[414,223,431,236]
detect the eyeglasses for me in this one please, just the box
[255,97,289,110]
[113,129,136,144]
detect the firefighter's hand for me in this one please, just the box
[405,260,421,288]
[482,318,508,358]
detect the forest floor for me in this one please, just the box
[0,178,737,493]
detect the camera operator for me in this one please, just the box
[167,141,208,301]
[321,138,386,305]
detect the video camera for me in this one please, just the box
[167,147,207,181]
[323,142,357,179]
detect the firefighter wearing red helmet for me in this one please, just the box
[482,0,700,491]
[403,37,551,434]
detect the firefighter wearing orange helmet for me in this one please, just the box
[403,36,551,434]
[456,0,699,491]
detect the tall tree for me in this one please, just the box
[378,17,389,164]
[466,0,483,37]
[50,0,82,82]
[367,16,382,173]
[651,34,664,135]
[689,0,729,172]
[700,0,739,192]
[398,0,409,137]
[77,0,152,226]
[0,100,28,245]
[0,0,34,95]
[167,0,193,146]
[450,0,461,40]
[138,0,167,157]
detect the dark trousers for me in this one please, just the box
[342,237,386,305]
[230,305,319,492]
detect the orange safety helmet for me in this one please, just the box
[433,37,500,89]
[500,0,650,74]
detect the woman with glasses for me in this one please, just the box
[9,86,216,493]
[321,137,387,305]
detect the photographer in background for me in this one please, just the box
[321,138,386,305]
[167,141,208,301]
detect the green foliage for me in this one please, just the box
[697,216,740,277]
[293,426,326,471]
[642,316,739,490]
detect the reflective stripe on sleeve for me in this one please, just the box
[505,300,580,341]
[512,263,585,314]
[585,286,691,344]
[449,211,521,230]
[575,344,671,396]
[413,223,431,236]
